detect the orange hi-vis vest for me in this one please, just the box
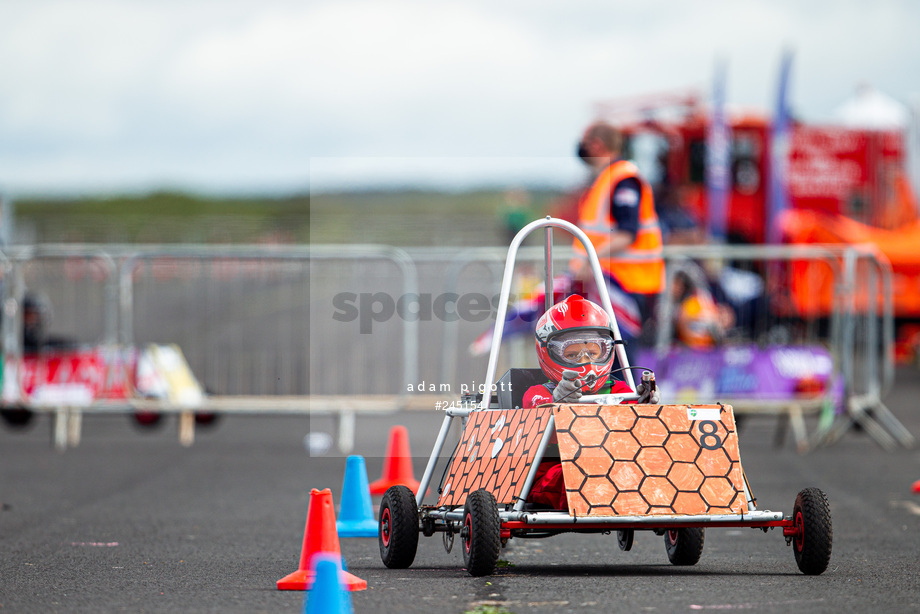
[573,160,664,295]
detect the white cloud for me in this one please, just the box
[0,0,917,194]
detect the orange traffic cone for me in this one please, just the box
[277,488,366,591]
[369,425,420,495]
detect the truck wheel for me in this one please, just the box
[379,485,419,569]
[791,488,833,575]
[462,489,501,577]
[664,527,705,565]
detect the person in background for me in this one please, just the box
[654,183,706,245]
[570,121,665,343]
[21,291,74,352]
[498,187,532,243]
[22,292,52,352]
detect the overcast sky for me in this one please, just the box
[1,0,918,196]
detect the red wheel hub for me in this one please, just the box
[783,511,805,550]
[793,510,805,552]
[464,513,472,554]
[381,507,391,547]
[667,529,678,545]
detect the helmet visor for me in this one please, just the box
[547,330,614,367]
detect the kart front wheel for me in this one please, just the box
[379,485,419,569]
[462,489,501,577]
[791,487,833,575]
[664,527,705,566]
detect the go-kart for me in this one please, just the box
[0,343,212,431]
[377,217,833,576]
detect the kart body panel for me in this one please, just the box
[556,403,747,516]
[438,407,552,506]
[436,403,748,517]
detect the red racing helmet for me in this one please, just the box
[534,294,615,394]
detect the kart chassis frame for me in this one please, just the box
[403,218,812,564]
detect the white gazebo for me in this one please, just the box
[833,84,920,202]
[832,83,909,129]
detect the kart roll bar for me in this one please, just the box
[480,216,638,404]
[415,216,638,505]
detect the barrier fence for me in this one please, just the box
[0,242,912,453]
[652,244,909,452]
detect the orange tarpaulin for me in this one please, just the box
[781,203,920,317]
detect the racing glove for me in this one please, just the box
[635,371,660,405]
[553,370,584,402]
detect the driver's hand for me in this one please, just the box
[635,372,660,405]
[635,382,660,404]
[553,370,583,402]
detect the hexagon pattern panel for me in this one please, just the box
[437,408,553,506]
[554,404,748,517]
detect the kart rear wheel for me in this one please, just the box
[791,487,833,575]
[379,485,419,569]
[462,489,501,577]
[617,529,634,551]
[664,527,705,566]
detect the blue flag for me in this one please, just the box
[767,50,794,244]
[706,59,731,242]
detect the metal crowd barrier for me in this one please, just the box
[0,242,910,453]
[654,243,910,452]
[0,244,427,452]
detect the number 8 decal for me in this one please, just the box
[698,420,723,451]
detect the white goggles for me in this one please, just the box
[547,330,614,366]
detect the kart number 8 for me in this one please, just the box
[698,420,723,451]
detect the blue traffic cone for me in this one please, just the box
[304,554,354,614]
[337,455,379,538]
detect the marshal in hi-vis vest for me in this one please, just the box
[572,160,664,295]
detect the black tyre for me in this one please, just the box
[664,527,705,566]
[132,411,164,429]
[195,389,219,427]
[462,489,501,577]
[1,407,35,429]
[194,412,220,427]
[791,487,833,575]
[379,485,419,569]
[617,529,634,551]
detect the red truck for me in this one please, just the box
[566,90,920,320]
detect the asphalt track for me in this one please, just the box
[2,370,920,613]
